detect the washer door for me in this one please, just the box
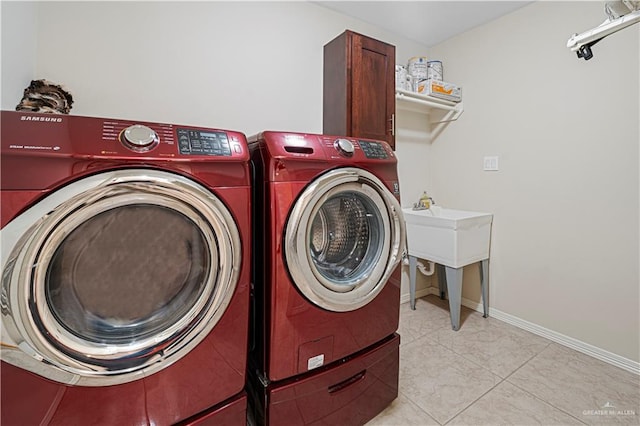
[0,169,242,386]
[285,167,405,312]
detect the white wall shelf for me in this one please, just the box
[395,89,464,139]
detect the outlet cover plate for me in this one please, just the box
[483,156,499,171]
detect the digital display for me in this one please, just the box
[199,132,221,138]
[177,129,232,156]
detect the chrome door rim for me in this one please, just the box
[285,167,405,312]
[0,169,242,386]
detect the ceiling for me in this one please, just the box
[313,1,534,47]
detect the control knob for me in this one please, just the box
[334,138,355,157]
[121,124,159,152]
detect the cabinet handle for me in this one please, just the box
[389,114,395,136]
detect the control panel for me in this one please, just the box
[1,112,250,161]
[177,129,232,156]
[358,140,389,159]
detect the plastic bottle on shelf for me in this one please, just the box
[419,191,431,209]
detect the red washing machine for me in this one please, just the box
[0,111,251,425]
[248,131,405,425]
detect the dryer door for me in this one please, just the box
[0,169,242,386]
[285,167,405,312]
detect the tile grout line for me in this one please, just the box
[500,339,553,382]
[397,332,450,426]
[502,345,590,425]
[504,380,590,425]
[443,341,592,426]
[441,376,509,426]
[419,296,558,382]
[400,332,500,426]
[396,389,445,426]
[402,305,498,425]
[423,305,556,425]
[430,331,507,425]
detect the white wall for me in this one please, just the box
[395,107,435,296]
[24,1,428,136]
[428,1,639,364]
[1,1,38,110]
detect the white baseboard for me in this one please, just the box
[488,307,640,376]
[461,296,484,313]
[403,287,640,376]
[399,287,433,305]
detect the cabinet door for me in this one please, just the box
[323,31,396,149]
[351,33,395,148]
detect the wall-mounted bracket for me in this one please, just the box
[395,89,464,140]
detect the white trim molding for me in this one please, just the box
[400,287,433,305]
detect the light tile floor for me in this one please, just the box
[368,295,640,426]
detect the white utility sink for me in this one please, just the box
[403,207,494,330]
[402,207,493,268]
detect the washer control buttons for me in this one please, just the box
[177,129,232,156]
[334,138,355,157]
[359,140,389,159]
[121,125,159,152]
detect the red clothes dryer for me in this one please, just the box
[0,111,251,425]
[248,131,406,425]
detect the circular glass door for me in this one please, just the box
[285,168,405,312]
[45,204,210,347]
[0,169,242,386]
[309,190,384,288]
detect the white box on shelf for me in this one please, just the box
[415,79,462,102]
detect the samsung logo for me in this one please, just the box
[21,116,63,123]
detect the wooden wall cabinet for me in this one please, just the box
[323,30,396,149]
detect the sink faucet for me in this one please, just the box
[413,194,436,210]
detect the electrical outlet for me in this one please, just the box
[483,156,499,171]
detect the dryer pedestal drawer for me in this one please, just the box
[267,334,399,426]
[179,391,247,426]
